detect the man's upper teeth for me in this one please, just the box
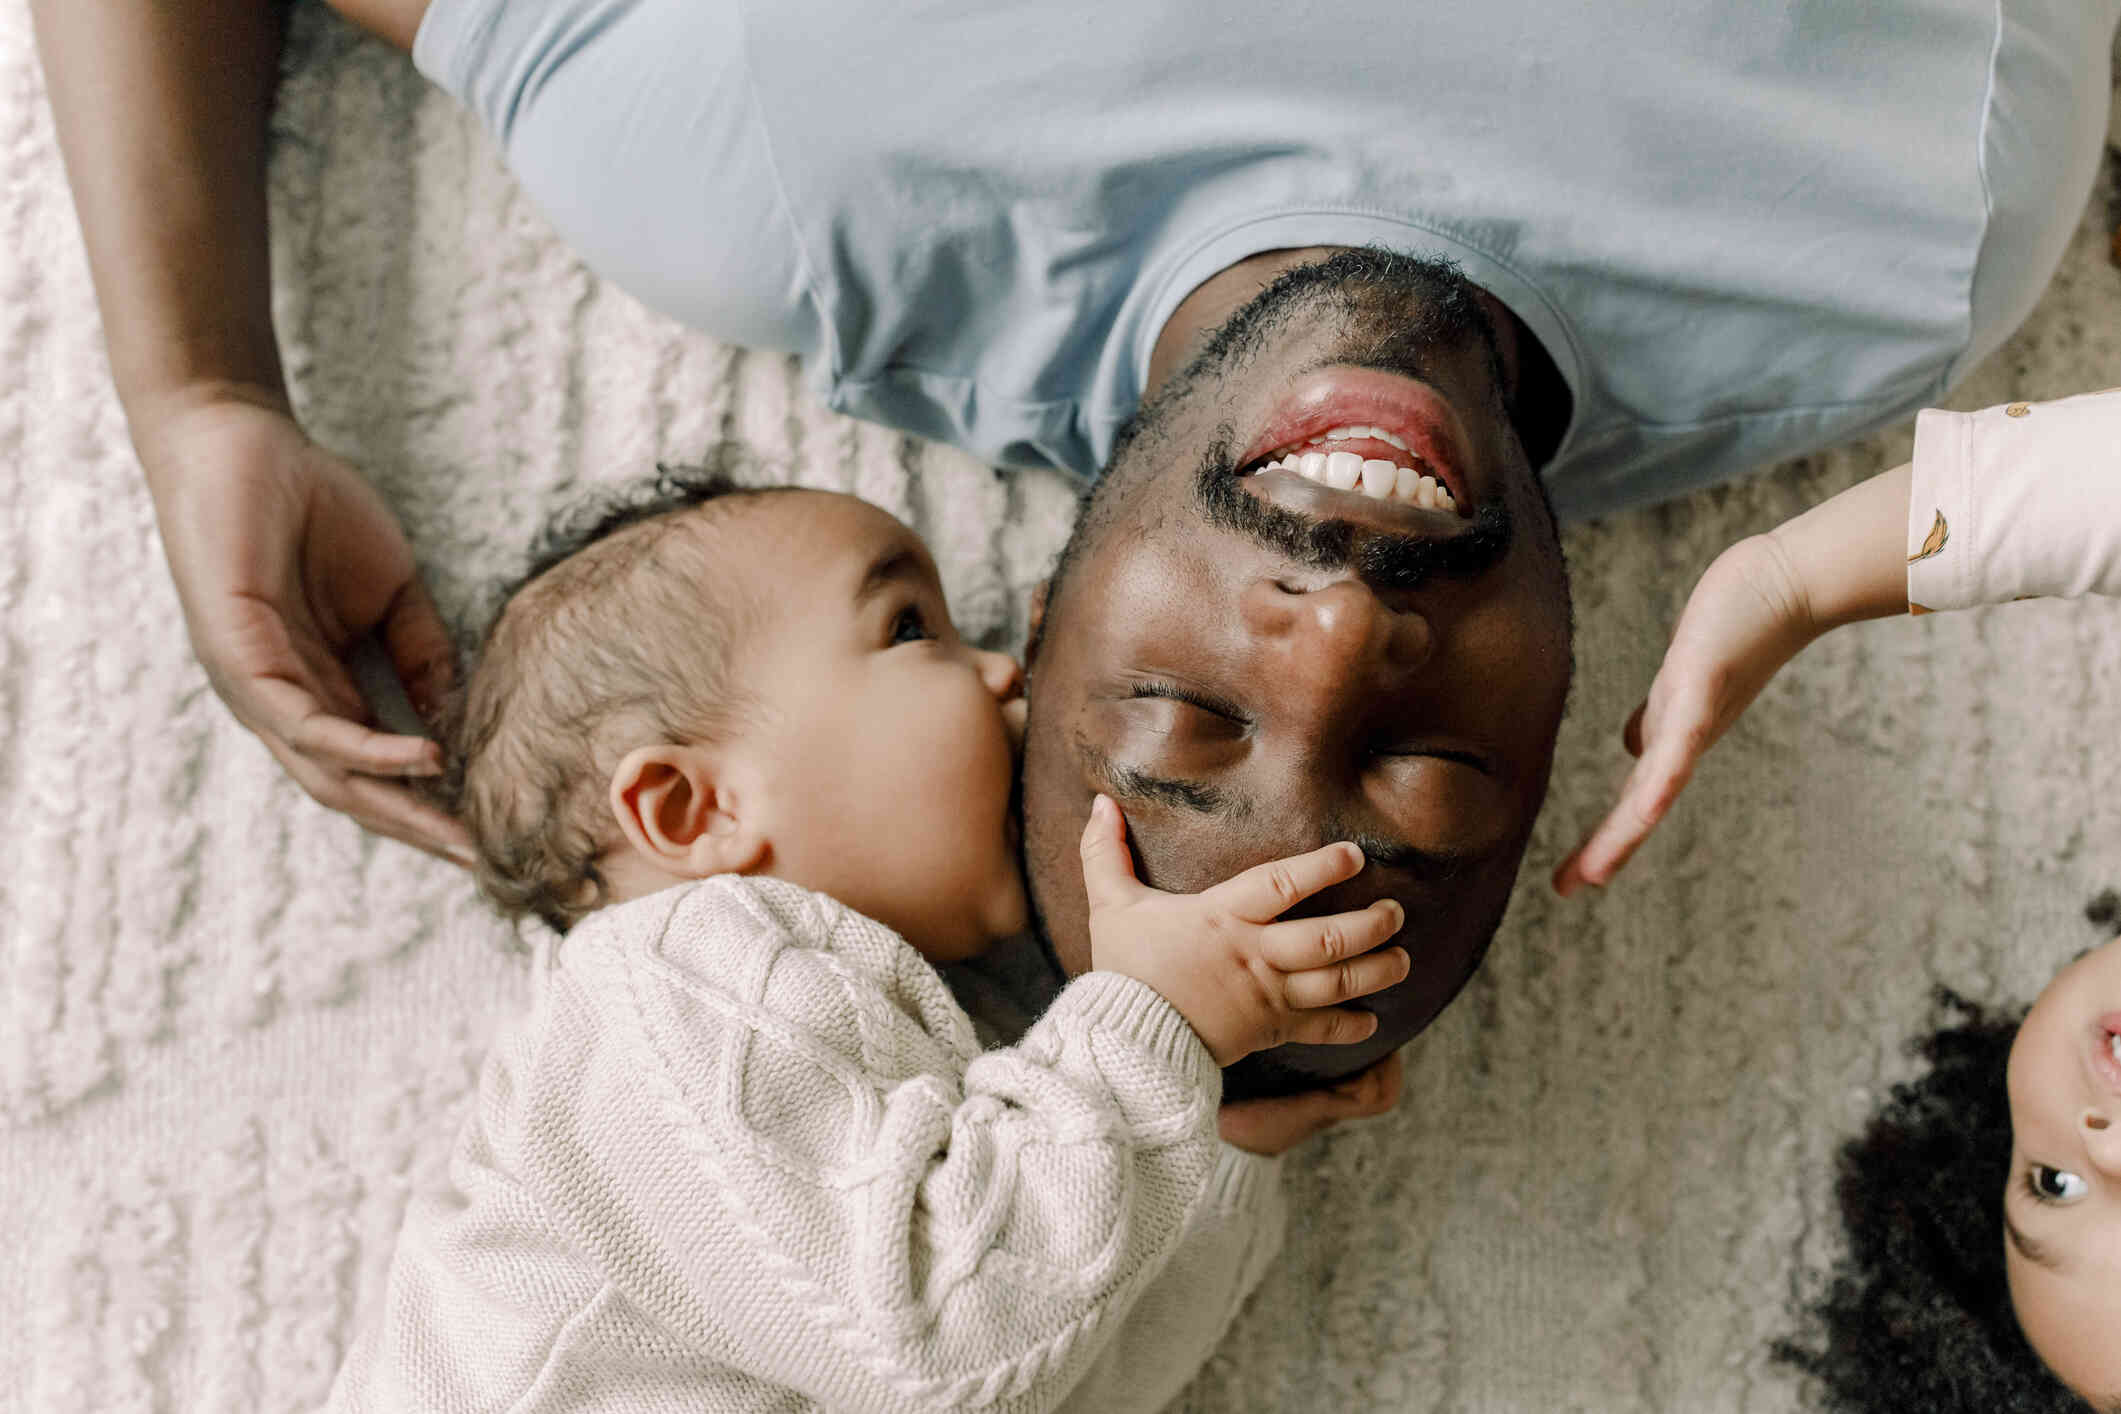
[1253,435,1457,510]
[1306,424,1411,453]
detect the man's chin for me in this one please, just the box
[1222,1037,1403,1101]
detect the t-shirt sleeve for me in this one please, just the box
[521,878,1252,1414]
[1905,389,2121,613]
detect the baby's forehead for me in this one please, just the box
[712,489,935,584]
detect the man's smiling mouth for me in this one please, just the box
[1245,425,1458,511]
[1235,366,1478,516]
[1240,462,1472,537]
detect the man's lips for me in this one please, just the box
[1238,366,1477,511]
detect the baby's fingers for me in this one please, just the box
[1282,945,1411,1010]
[1279,1006,1382,1048]
[1259,897,1404,971]
[1078,794,1144,912]
[1211,840,1366,923]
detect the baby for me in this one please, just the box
[1557,388,2121,1410]
[327,470,1411,1413]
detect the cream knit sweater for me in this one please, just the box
[324,876,1285,1412]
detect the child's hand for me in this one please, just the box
[1552,532,1818,897]
[1078,794,1410,1067]
[1217,1052,1404,1155]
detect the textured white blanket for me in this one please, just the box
[3,7,2118,1410]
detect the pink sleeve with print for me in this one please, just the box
[1906,389,2121,613]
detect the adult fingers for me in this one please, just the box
[1277,1006,1380,1048]
[1216,1053,1405,1154]
[1077,794,1142,912]
[381,577,457,724]
[1280,946,1410,1011]
[1216,1089,1345,1154]
[1258,897,1403,971]
[264,732,474,865]
[1336,1050,1406,1113]
[248,675,445,778]
[336,773,475,864]
[1210,840,1365,924]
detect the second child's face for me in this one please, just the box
[2004,933,2121,1405]
[735,493,1028,962]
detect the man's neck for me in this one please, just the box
[1146,246,1572,470]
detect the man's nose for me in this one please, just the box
[1242,576,1432,697]
[2082,1109,2121,1178]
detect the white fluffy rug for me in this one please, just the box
[3,7,2118,1410]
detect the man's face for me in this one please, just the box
[1019,253,1573,1096]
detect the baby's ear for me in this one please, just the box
[609,744,767,878]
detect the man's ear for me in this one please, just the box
[1024,580,1050,667]
[1470,288,1523,405]
[609,744,768,878]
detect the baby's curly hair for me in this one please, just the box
[441,458,798,935]
[1773,986,2089,1412]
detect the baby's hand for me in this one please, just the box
[1078,794,1409,1067]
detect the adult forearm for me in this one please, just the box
[30,0,291,454]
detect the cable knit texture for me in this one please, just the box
[2,7,2119,1411]
[326,877,1266,1412]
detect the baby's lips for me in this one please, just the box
[1001,696,1028,749]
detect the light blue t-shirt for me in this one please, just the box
[415,0,2116,521]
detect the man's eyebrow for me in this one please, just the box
[1078,740,1246,819]
[2004,1208,2066,1274]
[853,546,925,605]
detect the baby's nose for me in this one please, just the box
[980,650,1024,701]
[2082,1109,2121,1178]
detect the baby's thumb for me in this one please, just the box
[1077,794,1139,910]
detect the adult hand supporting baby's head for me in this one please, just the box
[1216,1051,1404,1155]
[139,391,473,866]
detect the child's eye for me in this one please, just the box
[2028,1164,2089,1204]
[890,604,936,645]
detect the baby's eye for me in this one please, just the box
[2029,1164,2090,1204]
[890,604,936,645]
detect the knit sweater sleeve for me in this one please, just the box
[1905,389,2121,612]
[514,876,1238,1413]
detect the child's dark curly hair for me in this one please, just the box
[1773,987,2091,1412]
